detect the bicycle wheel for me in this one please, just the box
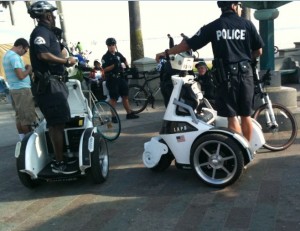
[128,84,148,114]
[92,101,121,141]
[253,103,297,151]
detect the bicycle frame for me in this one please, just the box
[130,72,161,107]
[82,89,97,109]
[140,73,161,98]
[253,66,278,129]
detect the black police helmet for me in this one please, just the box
[217,1,239,8]
[106,38,116,46]
[28,1,57,19]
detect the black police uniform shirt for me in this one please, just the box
[29,22,65,75]
[101,51,127,76]
[187,11,264,65]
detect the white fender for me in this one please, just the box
[215,116,265,152]
[143,137,168,168]
[250,119,265,152]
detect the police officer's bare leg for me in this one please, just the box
[16,123,32,140]
[228,116,242,135]
[240,116,253,142]
[16,122,32,134]
[122,96,133,114]
[48,124,65,162]
[109,99,117,108]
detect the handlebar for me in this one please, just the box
[261,69,271,85]
[251,61,271,86]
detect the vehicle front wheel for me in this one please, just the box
[190,133,244,188]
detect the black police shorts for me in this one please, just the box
[37,79,70,126]
[215,73,254,117]
[106,77,128,100]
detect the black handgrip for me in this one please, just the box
[262,69,271,85]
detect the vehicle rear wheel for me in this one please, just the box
[150,153,174,172]
[150,140,174,172]
[90,133,109,184]
[190,133,244,188]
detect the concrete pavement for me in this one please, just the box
[0,94,300,230]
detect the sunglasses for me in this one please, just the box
[22,47,29,54]
[108,44,116,46]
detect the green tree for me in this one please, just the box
[128,1,144,64]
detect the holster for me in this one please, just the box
[34,71,50,95]
[212,59,227,86]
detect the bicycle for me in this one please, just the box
[82,79,121,141]
[251,62,298,151]
[127,70,162,114]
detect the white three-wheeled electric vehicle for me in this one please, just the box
[143,54,265,188]
[15,79,110,188]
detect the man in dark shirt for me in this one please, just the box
[28,1,77,174]
[156,1,264,142]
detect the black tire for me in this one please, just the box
[16,133,41,189]
[92,101,121,141]
[190,133,244,188]
[253,103,297,151]
[150,153,174,172]
[128,84,148,114]
[149,140,174,172]
[90,133,109,184]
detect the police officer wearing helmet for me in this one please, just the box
[156,1,264,142]
[28,1,78,174]
[101,38,139,120]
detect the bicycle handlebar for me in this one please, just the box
[251,61,271,86]
[261,69,271,85]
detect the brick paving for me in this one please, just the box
[0,100,300,231]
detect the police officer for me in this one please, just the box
[195,61,216,104]
[101,38,139,120]
[156,1,264,142]
[28,1,77,174]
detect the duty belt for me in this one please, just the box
[109,73,121,79]
[51,75,64,81]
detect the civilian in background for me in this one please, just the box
[2,38,36,141]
